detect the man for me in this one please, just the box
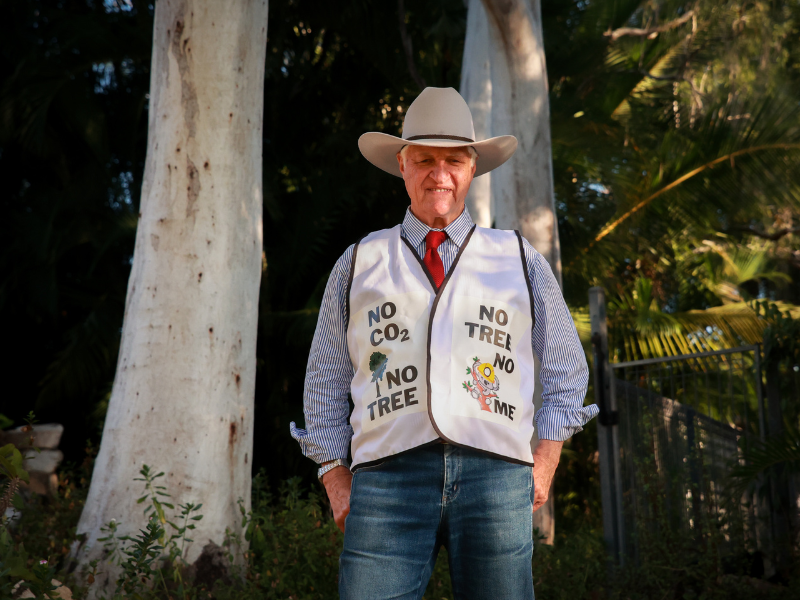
[290,87,597,599]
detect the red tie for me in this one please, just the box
[424,230,447,288]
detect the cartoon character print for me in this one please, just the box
[462,357,500,412]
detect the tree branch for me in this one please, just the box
[397,0,427,91]
[733,226,800,241]
[605,11,695,41]
[582,143,800,253]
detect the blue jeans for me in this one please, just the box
[340,443,535,600]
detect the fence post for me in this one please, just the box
[762,336,791,574]
[589,287,625,564]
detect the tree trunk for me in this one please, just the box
[460,0,493,228]
[75,0,268,590]
[463,0,561,544]
[481,0,561,284]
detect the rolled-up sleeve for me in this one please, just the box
[289,245,355,464]
[523,241,598,440]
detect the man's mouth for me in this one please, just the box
[428,188,452,193]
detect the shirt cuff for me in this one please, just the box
[534,404,599,441]
[290,421,352,464]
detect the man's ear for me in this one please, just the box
[396,152,405,176]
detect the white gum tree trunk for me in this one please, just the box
[462,0,561,543]
[460,0,493,228]
[481,0,562,284]
[76,0,268,588]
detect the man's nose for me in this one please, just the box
[430,161,451,182]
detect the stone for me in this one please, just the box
[13,579,73,599]
[22,471,59,496]
[1,424,64,450]
[22,449,63,474]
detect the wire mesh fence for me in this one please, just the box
[610,347,772,562]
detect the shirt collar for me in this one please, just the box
[401,206,474,248]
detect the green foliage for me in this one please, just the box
[532,531,608,600]
[88,465,203,599]
[728,427,800,499]
[134,465,175,539]
[224,475,342,599]
[0,447,61,598]
[0,414,12,431]
[756,300,800,365]
[0,529,59,599]
[111,516,165,600]
[0,443,29,513]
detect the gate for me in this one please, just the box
[589,288,772,565]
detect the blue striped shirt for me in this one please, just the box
[290,207,598,464]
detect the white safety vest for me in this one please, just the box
[346,225,537,469]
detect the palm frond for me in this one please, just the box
[726,426,800,501]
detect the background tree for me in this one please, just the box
[461,0,563,542]
[73,0,269,588]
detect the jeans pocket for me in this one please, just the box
[352,460,387,474]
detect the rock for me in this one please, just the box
[4,506,21,528]
[14,449,63,495]
[23,449,63,473]
[1,424,64,450]
[13,579,72,599]
[22,471,59,496]
[190,541,233,591]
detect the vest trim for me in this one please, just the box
[345,235,367,329]
[515,231,536,330]
[349,439,447,472]
[400,236,438,292]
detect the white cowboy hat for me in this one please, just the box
[358,87,517,178]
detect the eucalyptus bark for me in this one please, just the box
[481,0,562,284]
[460,0,493,228]
[75,0,268,589]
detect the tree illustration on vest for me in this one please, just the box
[462,357,500,412]
[369,351,389,397]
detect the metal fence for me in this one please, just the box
[589,288,774,566]
[613,348,769,562]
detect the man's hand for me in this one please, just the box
[531,439,563,513]
[321,465,353,533]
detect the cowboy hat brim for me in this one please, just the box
[358,132,518,178]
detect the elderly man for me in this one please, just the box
[290,87,597,599]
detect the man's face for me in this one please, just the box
[396,145,476,228]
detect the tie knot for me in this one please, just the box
[426,230,447,250]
